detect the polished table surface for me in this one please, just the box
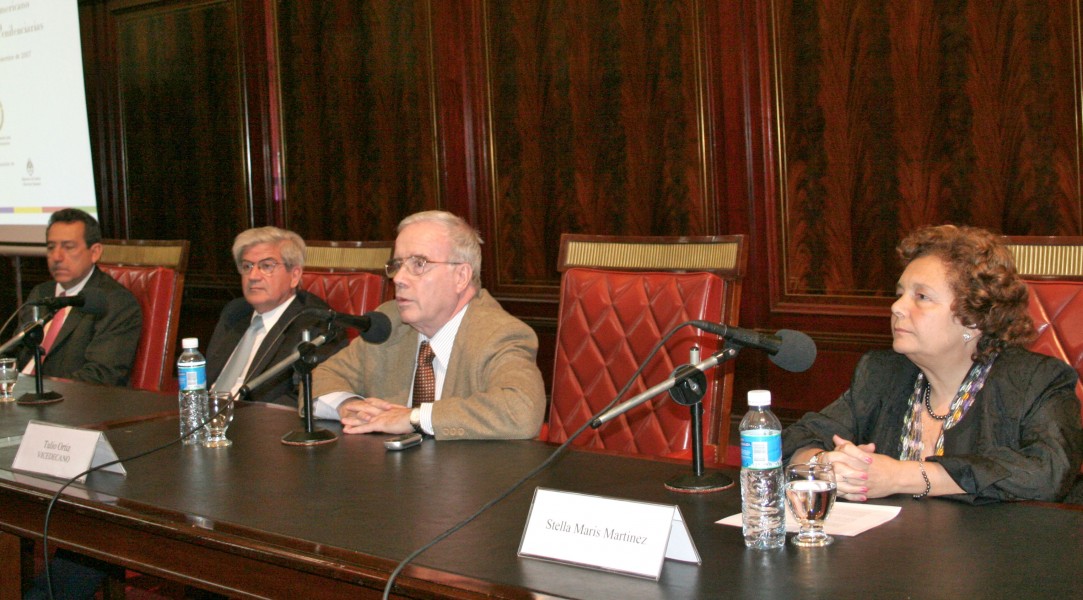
[1,381,1081,599]
[0,376,177,442]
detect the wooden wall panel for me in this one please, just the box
[65,0,1083,424]
[276,0,441,241]
[77,0,271,348]
[480,0,718,295]
[112,0,249,285]
[769,0,1082,308]
[726,0,1083,419]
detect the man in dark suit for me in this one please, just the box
[18,209,143,600]
[206,227,346,406]
[17,208,142,386]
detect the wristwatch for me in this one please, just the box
[409,407,423,433]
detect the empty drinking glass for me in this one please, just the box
[203,391,235,448]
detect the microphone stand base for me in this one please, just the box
[16,391,63,406]
[664,471,734,494]
[281,428,337,446]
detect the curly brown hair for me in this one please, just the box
[897,224,1035,362]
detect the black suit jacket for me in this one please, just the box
[16,267,142,386]
[782,347,1082,504]
[206,290,348,406]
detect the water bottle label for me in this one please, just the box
[178,365,206,391]
[740,429,782,469]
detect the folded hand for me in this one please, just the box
[339,398,413,435]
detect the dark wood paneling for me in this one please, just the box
[719,0,1083,415]
[67,0,1083,421]
[770,0,1082,307]
[276,0,441,241]
[480,0,718,296]
[112,1,249,284]
[76,0,269,357]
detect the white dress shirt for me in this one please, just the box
[216,295,296,397]
[313,304,470,435]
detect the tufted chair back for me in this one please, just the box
[300,241,393,340]
[1004,237,1083,438]
[544,234,747,463]
[98,239,189,392]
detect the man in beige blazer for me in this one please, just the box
[310,210,545,440]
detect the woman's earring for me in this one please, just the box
[962,332,972,342]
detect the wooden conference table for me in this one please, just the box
[0,378,1080,599]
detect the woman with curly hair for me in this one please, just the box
[784,225,1083,504]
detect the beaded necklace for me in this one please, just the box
[898,354,996,461]
[923,385,949,420]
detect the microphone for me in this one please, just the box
[28,290,107,316]
[304,308,392,343]
[0,292,106,356]
[690,321,817,373]
[591,349,736,429]
[238,332,332,398]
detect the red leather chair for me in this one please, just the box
[1004,236,1083,429]
[98,239,189,392]
[300,241,393,340]
[543,234,747,463]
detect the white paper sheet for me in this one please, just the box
[717,502,901,536]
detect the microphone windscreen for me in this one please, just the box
[77,289,108,316]
[769,329,817,372]
[361,311,392,344]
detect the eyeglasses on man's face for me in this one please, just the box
[384,255,463,278]
[239,258,284,276]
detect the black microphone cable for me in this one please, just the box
[39,403,229,600]
[381,320,707,599]
[37,301,333,593]
[0,298,44,347]
[0,306,22,341]
[0,301,61,365]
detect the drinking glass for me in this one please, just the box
[785,463,837,547]
[0,357,18,402]
[203,391,234,448]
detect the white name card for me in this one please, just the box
[518,487,701,580]
[12,420,126,483]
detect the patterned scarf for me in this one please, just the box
[898,355,997,461]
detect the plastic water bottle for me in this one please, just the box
[740,389,785,549]
[177,337,208,445]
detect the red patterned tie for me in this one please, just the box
[33,292,70,373]
[413,341,436,405]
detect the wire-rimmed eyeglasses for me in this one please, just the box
[385,255,463,278]
[239,259,284,276]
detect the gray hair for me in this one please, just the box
[398,211,482,287]
[231,227,306,269]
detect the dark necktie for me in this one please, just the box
[413,341,436,405]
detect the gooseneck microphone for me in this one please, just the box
[591,347,739,429]
[239,309,392,399]
[591,323,816,429]
[689,320,817,373]
[29,289,108,315]
[238,331,333,399]
[0,290,108,357]
[304,308,392,343]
